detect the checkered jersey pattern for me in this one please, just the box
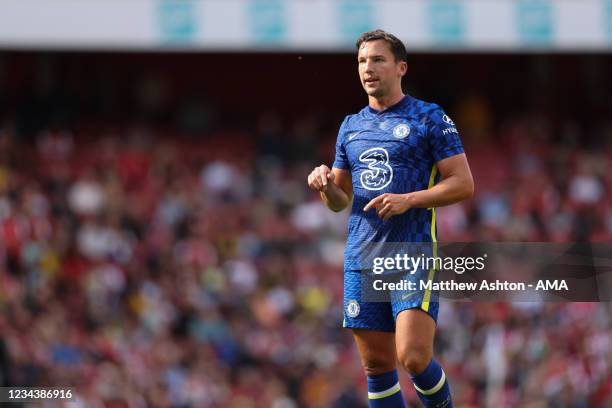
[332,95,464,270]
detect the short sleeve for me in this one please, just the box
[332,117,350,170]
[428,106,464,163]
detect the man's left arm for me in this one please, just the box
[364,154,474,221]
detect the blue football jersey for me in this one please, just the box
[332,94,464,270]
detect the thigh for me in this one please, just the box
[352,329,397,376]
[394,308,436,364]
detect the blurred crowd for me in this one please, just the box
[0,53,611,408]
[0,113,610,408]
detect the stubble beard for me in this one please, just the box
[362,78,384,98]
[365,85,386,98]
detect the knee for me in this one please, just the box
[397,345,432,375]
[362,356,396,377]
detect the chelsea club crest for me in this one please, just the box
[393,123,410,139]
[346,300,360,318]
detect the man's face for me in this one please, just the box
[358,40,407,98]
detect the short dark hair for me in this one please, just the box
[356,29,407,62]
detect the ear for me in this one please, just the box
[398,61,408,76]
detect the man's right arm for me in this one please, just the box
[307,165,353,212]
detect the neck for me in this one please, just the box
[369,91,405,112]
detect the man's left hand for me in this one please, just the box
[363,193,413,221]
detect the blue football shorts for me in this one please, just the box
[343,268,440,332]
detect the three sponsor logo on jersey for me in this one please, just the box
[351,124,406,191]
[351,115,456,190]
[359,148,393,190]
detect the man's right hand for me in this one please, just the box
[307,164,335,192]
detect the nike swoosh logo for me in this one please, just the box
[401,292,419,301]
[348,130,367,141]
